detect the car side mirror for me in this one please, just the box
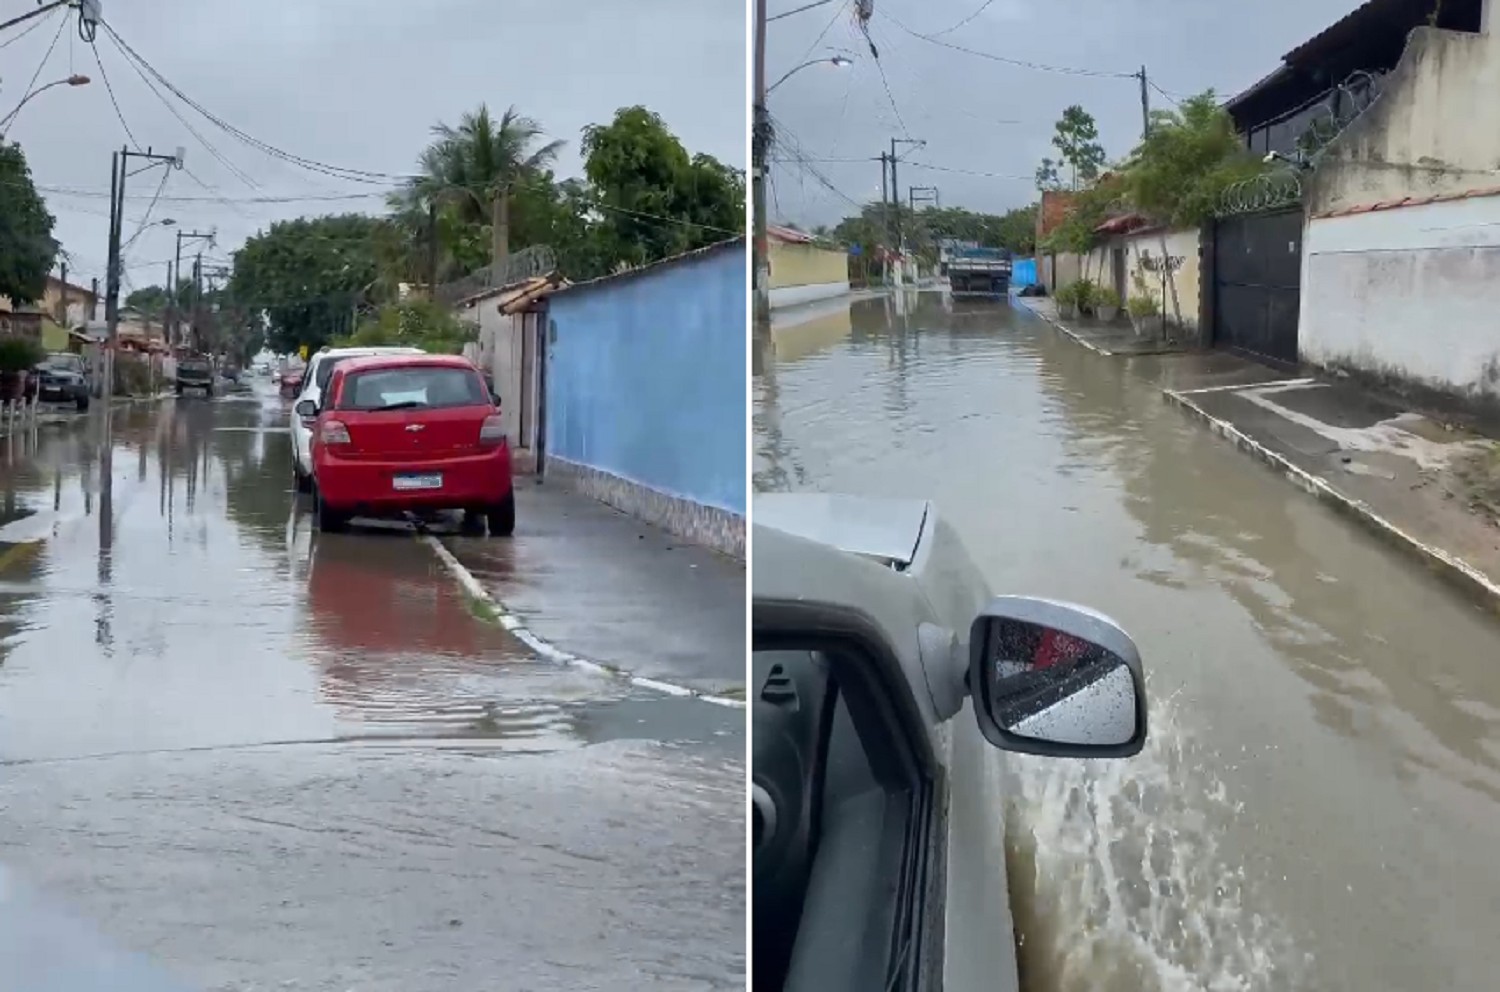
[968,596,1146,758]
[294,399,318,419]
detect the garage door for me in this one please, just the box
[1213,210,1303,365]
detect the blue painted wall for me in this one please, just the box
[545,240,746,515]
[1012,257,1038,287]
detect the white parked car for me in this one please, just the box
[752,494,1147,991]
[289,346,424,493]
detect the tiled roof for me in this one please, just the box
[767,224,816,244]
[1312,184,1500,219]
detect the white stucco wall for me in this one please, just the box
[1074,228,1201,328]
[768,281,849,309]
[1300,193,1500,399]
[478,304,528,445]
[1309,22,1500,215]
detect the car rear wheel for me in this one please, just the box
[315,490,350,533]
[486,491,516,538]
[75,394,89,412]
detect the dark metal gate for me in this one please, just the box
[1212,209,1303,365]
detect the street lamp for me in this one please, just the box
[768,56,851,94]
[0,75,90,134]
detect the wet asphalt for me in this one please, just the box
[0,380,743,991]
[756,291,1500,992]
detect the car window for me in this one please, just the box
[752,642,935,992]
[336,367,486,411]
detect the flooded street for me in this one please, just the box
[755,292,1500,991]
[0,382,742,991]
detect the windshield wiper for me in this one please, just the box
[371,400,427,411]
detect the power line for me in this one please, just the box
[928,0,1000,38]
[90,38,142,150]
[867,22,910,138]
[97,24,261,190]
[122,169,171,257]
[102,19,409,186]
[0,6,58,49]
[902,160,1032,180]
[884,11,1134,78]
[0,9,69,141]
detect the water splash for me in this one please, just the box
[1003,691,1311,991]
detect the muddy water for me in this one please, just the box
[755,292,1500,991]
[0,384,742,990]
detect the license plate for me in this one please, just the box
[392,473,442,491]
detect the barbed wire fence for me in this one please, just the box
[432,245,557,308]
[1215,68,1388,217]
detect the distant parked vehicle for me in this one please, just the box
[175,353,215,396]
[30,353,90,410]
[297,354,513,537]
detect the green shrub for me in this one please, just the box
[1127,294,1159,317]
[0,336,44,373]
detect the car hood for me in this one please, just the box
[0,864,195,991]
[753,493,930,569]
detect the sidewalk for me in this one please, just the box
[1014,294,1192,356]
[1163,358,1500,603]
[438,480,746,695]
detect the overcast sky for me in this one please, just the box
[2,0,745,296]
[766,0,1366,228]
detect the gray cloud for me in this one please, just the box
[3,0,745,293]
[766,0,1365,228]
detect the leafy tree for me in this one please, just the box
[1120,91,1267,227]
[124,279,195,318]
[583,106,744,268]
[388,104,565,281]
[0,142,57,304]
[1050,105,1107,190]
[1035,158,1063,193]
[229,214,386,353]
[333,299,474,355]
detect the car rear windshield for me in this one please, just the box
[337,366,487,411]
[43,355,83,371]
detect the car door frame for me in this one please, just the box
[754,599,948,991]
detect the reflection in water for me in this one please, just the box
[756,293,1500,991]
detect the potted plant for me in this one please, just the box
[1075,278,1099,317]
[1126,294,1159,336]
[1094,287,1121,322]
[1056,281,1080,320]
[0,336,44,404]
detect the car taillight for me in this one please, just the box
[479,413,506,445]
[320,420,351,445]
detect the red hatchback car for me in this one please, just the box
[297,354,514,536]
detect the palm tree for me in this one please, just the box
[390,104,564,282]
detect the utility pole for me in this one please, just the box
[879,152,891,286]
[491,188,510,274]
[426,200,439,299]
[192,253,203,352]
[1134,66,1181,337]
[1137,65,1151,139]
[57,261,68,324]
[888,137,925,287]
[171,228,213,349]
[751,0,770,322]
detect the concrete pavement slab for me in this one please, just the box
[1165,371,1500,604]
[440,480,746,695]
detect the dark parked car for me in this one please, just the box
[29,352,90,410]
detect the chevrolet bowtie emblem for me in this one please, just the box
[405,424,425,432]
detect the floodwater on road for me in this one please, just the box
[0,382,742,991]
[755,291,1500,992]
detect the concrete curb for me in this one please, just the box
[1010,296,1112,355]
[1163,387,1500,609]
[421,534,747,709]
